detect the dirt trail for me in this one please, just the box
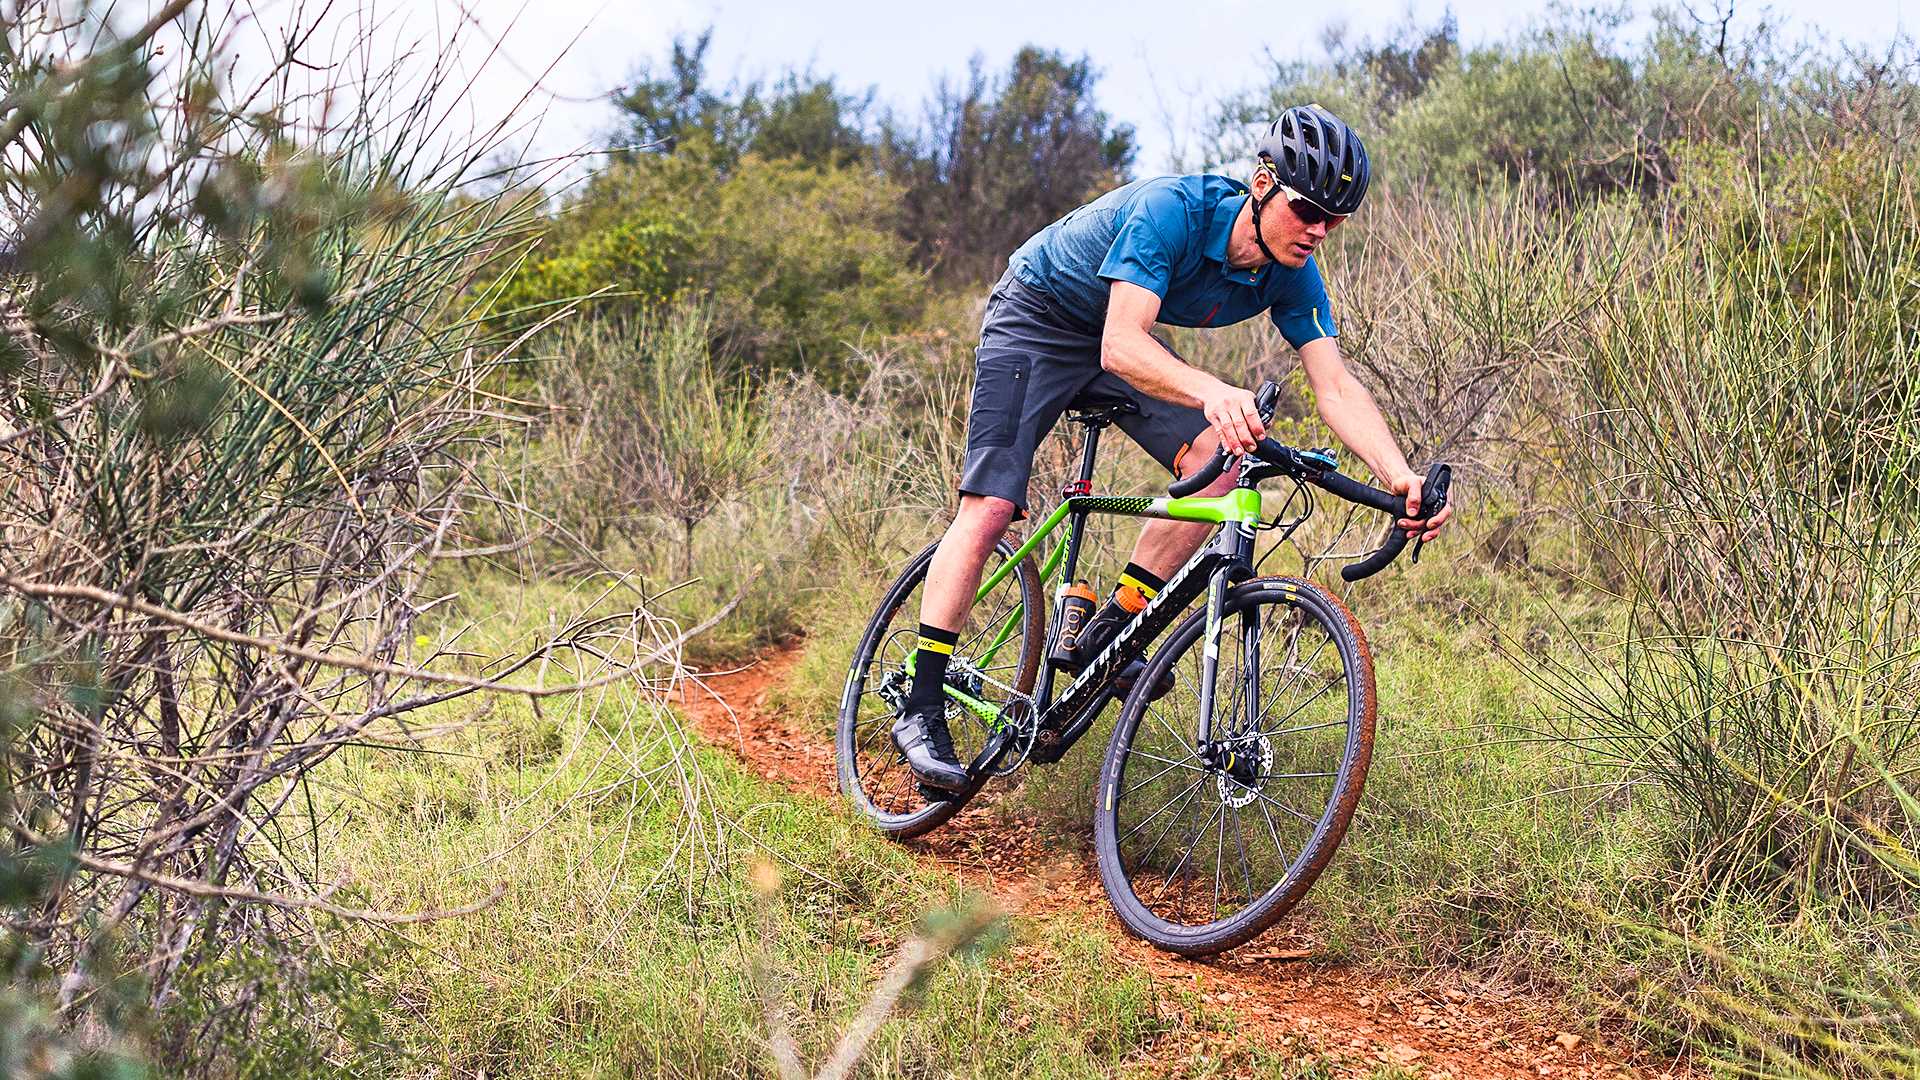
[678,642,1675,1080]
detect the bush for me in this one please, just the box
[543,303,768,575]
[1215,7,1920,202]
[487,213,690,333]
[490,149,927,383]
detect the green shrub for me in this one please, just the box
[489,150,928,383]
[487,213,690,332]
[1216,8,1917,202]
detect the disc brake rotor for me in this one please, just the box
[1215,732,1273,809]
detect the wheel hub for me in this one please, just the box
[1213,732,1273,809]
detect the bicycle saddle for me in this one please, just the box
[1065,390,1140,427]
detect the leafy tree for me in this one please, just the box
[610,30,873,169]
[609,29,755,159]
[1319,12,1458,108]
[753,71,874,166]
[882,47,1136,283]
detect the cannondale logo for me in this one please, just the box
[1061,537,1218,702]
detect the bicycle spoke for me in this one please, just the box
[1124,748,1206,772]
[1117,773,1208,848]
[1230,797,1256,905]
[1146,706,1201,762]
[1132,778,1214,887]
[1264,675,1344,736]
[1248,630,1332,733]
[1248,787,1320,827]
[1257,795,1292,870]
[1162,801,1223,910]
[957,590,1021,656]
[1212,799,1227,920]
[1263,717,1347,739]
[1121,755,1200,800]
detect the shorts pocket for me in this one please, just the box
[967,352,1030,449]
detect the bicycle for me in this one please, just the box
[836,380,1450,956]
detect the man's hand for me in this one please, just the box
[1392,471,1453,542]
[1199,379,1265,455]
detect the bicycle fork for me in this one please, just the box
[1194,522,1258,757]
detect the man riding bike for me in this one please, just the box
[895,104,1454,793]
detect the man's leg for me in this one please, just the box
[893,494,1017,793]
[919,494,1018,632]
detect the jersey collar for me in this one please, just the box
[1206,188,1264,287]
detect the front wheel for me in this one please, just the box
[1092,576,1375,956]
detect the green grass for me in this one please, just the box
[316,572,1208,1078]
[772,497,1918,1065]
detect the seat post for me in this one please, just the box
[1076,423,1102,487]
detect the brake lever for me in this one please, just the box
[1407,462,1452,565]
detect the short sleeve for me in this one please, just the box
[1268,259,1338,348]
[1097,187,1190,299]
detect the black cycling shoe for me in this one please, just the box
[1114,658,1175,701]
[891,705,969,793]
[1059,603,1174,701]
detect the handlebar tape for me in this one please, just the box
[1166,381,1281,499]
[1334,461,1451,582]
[1340,529,1410,582]
[1309,469,1405,516]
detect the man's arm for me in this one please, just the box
[1297,336,1451,540]
[1100,281,1266,455]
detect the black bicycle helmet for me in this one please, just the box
[1256,104,1370,216]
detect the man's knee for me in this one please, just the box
[950,494,1018,544]
[1173,429,1236,496]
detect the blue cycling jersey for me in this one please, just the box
[1006,174,1338,349]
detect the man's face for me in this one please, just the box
[1252,168,1345,268]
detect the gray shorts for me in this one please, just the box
[961,274,1210,515]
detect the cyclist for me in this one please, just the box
[895,104,1453,792]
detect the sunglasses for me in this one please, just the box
[1277,184,1346,227]
[1258,163,1348,227]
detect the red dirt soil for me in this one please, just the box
[677,642,1684,1080]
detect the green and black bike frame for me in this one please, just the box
[952,414,1266,769]
[938,380,1448,777]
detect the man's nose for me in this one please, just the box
[1306,220,1330,240]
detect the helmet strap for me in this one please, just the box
[1249,186,1286,267]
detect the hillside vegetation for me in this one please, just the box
[3,3,1918,1077]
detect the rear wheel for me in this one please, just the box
[836,537,1044,839]
[1092,576,1374,955]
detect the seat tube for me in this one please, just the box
[1037,425,1102,714]
[1058,424,1101,583]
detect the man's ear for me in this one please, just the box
[1249,164,1274,199]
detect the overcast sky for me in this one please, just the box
[246,0,1912,179]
